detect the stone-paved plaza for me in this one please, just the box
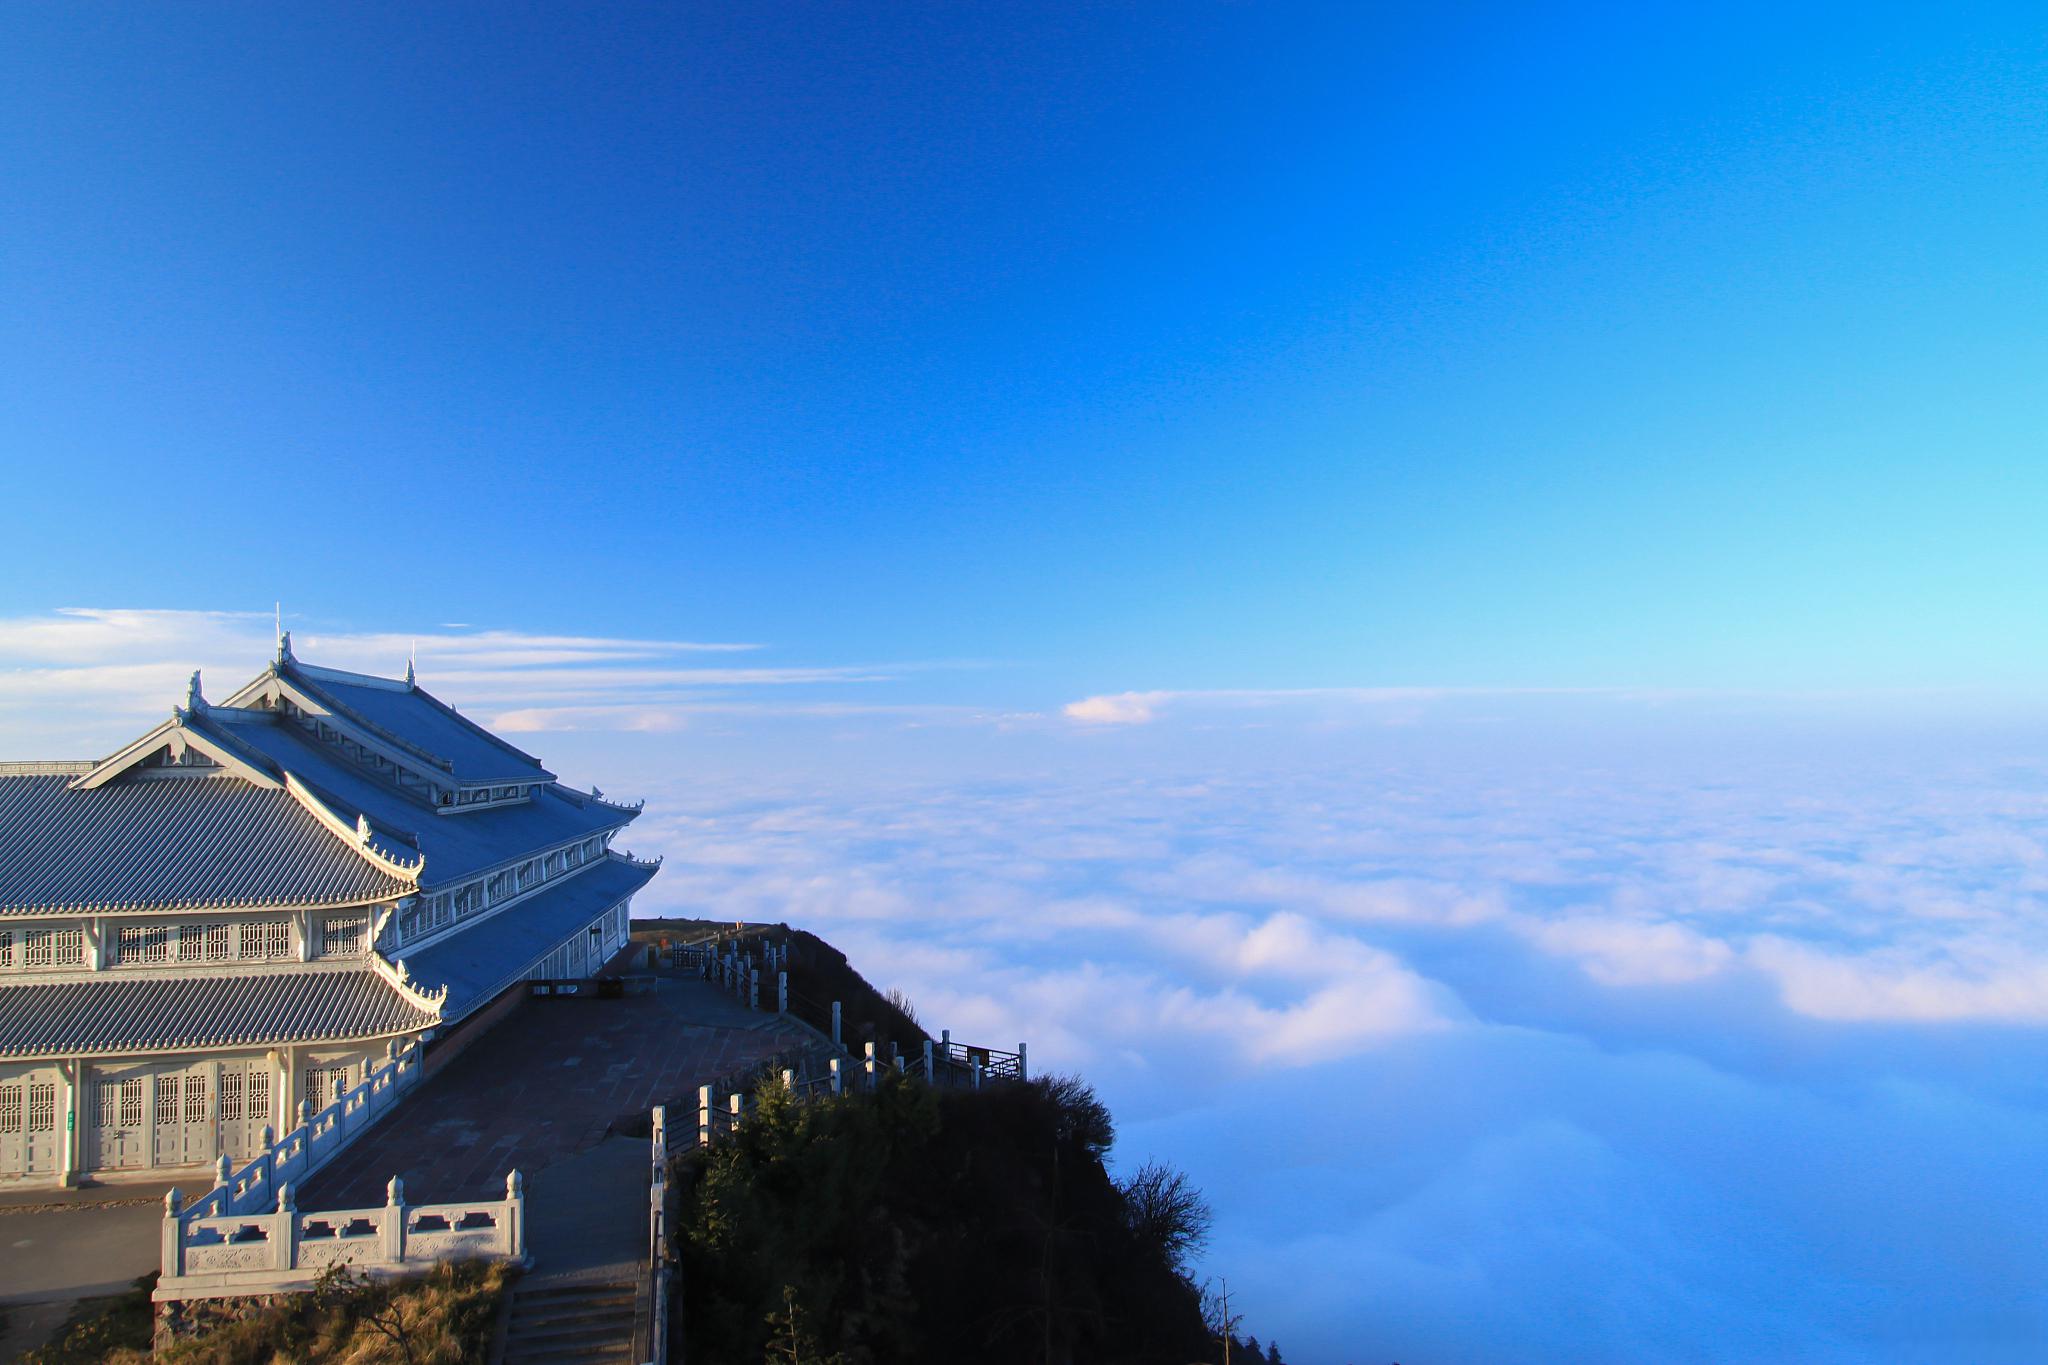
[302,972,813,1209]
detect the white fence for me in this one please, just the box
[154,1035,523,1301]
[172,1037,424,1231]
[157,1171,525,1298]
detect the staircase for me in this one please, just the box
[498,1276,642,1365]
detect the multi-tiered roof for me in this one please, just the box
[0,636,658,1061]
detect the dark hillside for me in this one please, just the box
[676,1073,1225,1365]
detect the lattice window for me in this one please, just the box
[24,927,84,968]
[305,1065,352,1108]
[320,915,367,957]
[184,1073,208,1125]
[0,1084,19,1134]
[220,1070,244,1123]
[115,924,168,965]
[28,1082,54,1133]
[0,928,13,968]
[454,886,478,919]
[239,919,291,961]
[98,1078,142,1130]
[398,900,422,939]
[176,923,231,963]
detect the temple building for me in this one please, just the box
[0,636,657,1187]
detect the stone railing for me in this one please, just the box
[157,1171,526,1299]
[176,1038,424,1228]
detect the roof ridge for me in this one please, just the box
[283,663,460,775]
[0,761,95,776]
[403,680,553,773]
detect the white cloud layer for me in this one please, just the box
[614,732,2048,1364]
[9,608,2048,1360]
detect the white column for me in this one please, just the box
[1018,1042,1028,1081]
[831,1001,842,1046]
[60,1059,81,1187]
[778,971,788,1014]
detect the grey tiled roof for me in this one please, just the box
[405,856,656,1019]
[0,969,437,1058]
[0,774,414,916]
[290,666,554,785]
[202,710,630,889]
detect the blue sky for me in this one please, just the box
[8,5,2048,1361]
[6,3,2048,694]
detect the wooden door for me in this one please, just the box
[153,1069,213,1168]
[217,1062,274,1161]
[92,1076,147,1170]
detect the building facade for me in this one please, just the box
[0,636,657,1187]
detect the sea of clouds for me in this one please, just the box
[9,609,2048,1362]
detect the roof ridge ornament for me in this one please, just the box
[276,629,294,665]
[356,813,373,845]
[405,640,416,688]
[186,670,206,713]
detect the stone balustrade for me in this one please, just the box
[157,1171,526,1300]
[177,1037,424,1229]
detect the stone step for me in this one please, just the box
[513,1281,637,1305]
[503,1301,630,1334]
[503,1342,635,1365]
[511,1290,636,1317]
[502,1279,639,1363]
[507,1308,636,1342]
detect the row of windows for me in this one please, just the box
[394,835,607,943]
[0,913,371,973]
[0,927,86,970]
[115,919,291,966]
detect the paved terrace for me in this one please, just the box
[299,974,818,1275]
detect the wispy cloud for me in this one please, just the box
[0,607,921,753]
[1061,685,1606,725]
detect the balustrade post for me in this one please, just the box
[161,1187,185,1279]
[698,1085,713,1148]
[506,1169,526,1263]
[830,1057,843,1094]
[385,1176,406,1263]
[275,1182,298,1271]
[831,1001,842,1046]
[778,970,788,1014]
[1018,1042,1027,1081]
[865,1042,878,1088]
[971,1057,983,1090]
[749,968,759,1011]
[728,1092,743,1131]
[922,1039,934,1081]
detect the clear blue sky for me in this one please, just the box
[3,2,2046,702]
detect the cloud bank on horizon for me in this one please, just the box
[8,607,2048,1362]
